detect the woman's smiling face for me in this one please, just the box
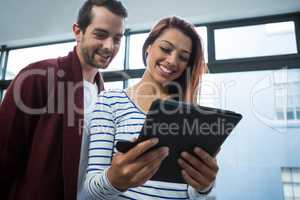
[145,27,192,85]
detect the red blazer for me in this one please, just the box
[0,48,104,200]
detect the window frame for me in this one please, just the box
[281,167,300,200]
[204,12,300,73]
[273,77,300,127]
[0,12,299,97]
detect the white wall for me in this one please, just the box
[1,0,300,47]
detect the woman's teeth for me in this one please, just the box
[159,65,174,74]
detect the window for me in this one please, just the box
[104,81,123,90]
[0,51,4,79]
[6,38,126,80]
[128,27,208,69]
[214,21,297,60]
[273,69,300,122]
[198,74,223,108]
[195,26,208,63]
[129,33,149,69]
[274,92,300,122]
[281,167,300,200]
[296,107,300,119]
[5,42,76,80]
[0,90,6,101]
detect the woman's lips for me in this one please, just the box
[158,64,175,76]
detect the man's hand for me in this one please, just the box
[107,138,169,191]
[178,147,219,192]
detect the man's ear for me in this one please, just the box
[72,23,82,43]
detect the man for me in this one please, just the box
[0,0,127,199]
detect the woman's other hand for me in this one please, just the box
[178,147,219,192]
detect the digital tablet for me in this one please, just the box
[116,99,242,183]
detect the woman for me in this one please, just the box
[83,16,218,199]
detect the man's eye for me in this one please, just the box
[95,33,107,39]
[114,37,121,44]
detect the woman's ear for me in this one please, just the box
[146,45,152,55]
[143,45,152,65]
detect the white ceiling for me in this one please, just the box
[1,0,300,47]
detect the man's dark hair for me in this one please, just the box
[77,0,127,32]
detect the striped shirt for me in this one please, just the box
[83,90,210,200]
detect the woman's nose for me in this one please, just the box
[165,52,177,66]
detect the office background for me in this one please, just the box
[0,0,300,199]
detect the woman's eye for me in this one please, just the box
[180,55,189,62]
[160,46,171,53]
